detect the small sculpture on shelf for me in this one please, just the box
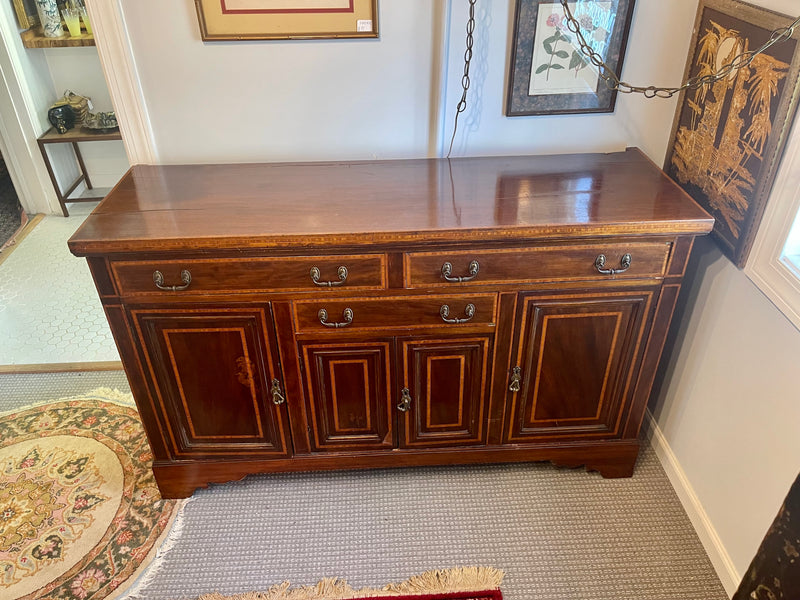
[47,90,91,134]
[83,111,118,134]
[47,105,74,134]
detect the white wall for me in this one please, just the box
[652,236,800,582]
[442,0,628,157]
[120,0,440,163]
[622,0,800,595]
[118,0,723,163]
[120,0,637,163]
[616,0,700,163]
[44,47,129,188]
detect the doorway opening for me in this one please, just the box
[0,147,27,251]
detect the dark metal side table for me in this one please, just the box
[37,126,123,216]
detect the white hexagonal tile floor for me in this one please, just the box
[0,203,119,365]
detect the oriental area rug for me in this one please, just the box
[194,567,504,600]
[0,388,186,600]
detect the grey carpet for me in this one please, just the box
[0,371,728,600]
[0,370,131,412]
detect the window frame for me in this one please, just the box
[744,118,800,332]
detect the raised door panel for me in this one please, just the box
[130,306,292,458]
[299,340,394,452]
[399,336,492,448]
[505,290,654,442]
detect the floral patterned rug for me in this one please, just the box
[0,388,185,599]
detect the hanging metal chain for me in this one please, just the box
[560,0,800,98]
[447,0,477,158]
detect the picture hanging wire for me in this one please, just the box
[447,0,477,158]
[446,0,800,155]
[560,0,800,98]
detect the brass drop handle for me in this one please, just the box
[441,260,479,282]
[397,388,412,412]
[318,307,354,328]
[153,269,192,291]
[270,379,286,405]
[509,366,522,393]
[440,303,476,324]
[594,253,632,276]
[310,265,348,287]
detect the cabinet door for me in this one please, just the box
[298,339,394,452]
[398,335,492,448]
[505,289,655,442]
[130,305,292,458]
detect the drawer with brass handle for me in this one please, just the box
[403,242,671,288]
[293,294,497,333]
[110,254,386,296]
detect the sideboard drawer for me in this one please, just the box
[403,242,671,288]
[111,255,386,296]
[293,294,497,333]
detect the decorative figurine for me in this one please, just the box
[47,105,75,134]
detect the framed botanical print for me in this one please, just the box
[506,0,636,116]
[194,0,379,41]
[664,0,800,267]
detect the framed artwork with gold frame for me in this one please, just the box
[194,0,379,41]
[664,0,800,267]
[11,0,39,30]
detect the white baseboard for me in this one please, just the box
[643,410,740,597]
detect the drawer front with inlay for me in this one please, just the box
[403,242,671,288]
[293,294,497,333]
[111,255,386,296]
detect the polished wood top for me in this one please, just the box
[68,148,713,256]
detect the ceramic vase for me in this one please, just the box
[34,0,62,38]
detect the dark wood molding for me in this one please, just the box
[152,440,642,498]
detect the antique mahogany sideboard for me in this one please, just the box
[68,148,713,498]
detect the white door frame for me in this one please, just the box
[0,16,60,214]
[85,0,157,165]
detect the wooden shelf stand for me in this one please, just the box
[37,126,122,216]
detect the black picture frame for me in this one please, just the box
[506,0,636,116]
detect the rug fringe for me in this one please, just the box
[84,386,137,407]
[194,567,504,600]
[116,496,194,600]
